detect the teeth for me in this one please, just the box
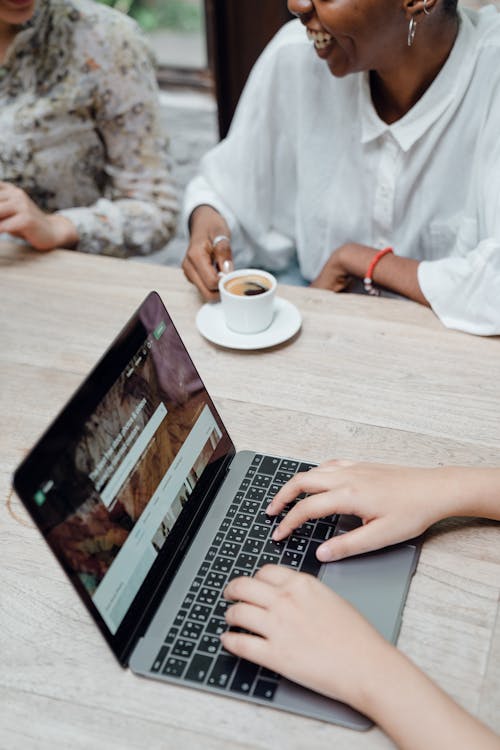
[306,28,333,50]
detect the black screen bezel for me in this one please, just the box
[13,291,235,665]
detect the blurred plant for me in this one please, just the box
[97,0,203,32]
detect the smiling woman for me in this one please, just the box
[181,0,500,336]
[0,0,178,256]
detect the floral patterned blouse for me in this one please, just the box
[0,0,178,257]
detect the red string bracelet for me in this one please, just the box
[363,247,394,296]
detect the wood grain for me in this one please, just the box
[1,241,499,748]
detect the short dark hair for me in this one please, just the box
[443,0,459,14]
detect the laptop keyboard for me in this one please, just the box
[150,454,338,702]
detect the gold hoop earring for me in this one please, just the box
[407,17,417,46]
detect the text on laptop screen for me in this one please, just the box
[32,302,223,634]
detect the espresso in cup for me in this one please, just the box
[219,268,277,334]
[223,274,272,297]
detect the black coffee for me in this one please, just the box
[224,274,271,297]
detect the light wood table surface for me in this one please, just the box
[1,240,499,749]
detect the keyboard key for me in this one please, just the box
[213,532,225,547]
[258,553,280,567]
[227,567,252,582]
[279,459,299,472]
[188,603,212,622]
[233,513,253,530]
[235,553,258,571]
[185,653,213,683]
[220,541,240,558]
[259,456,280,475]
[196,587,218,606]
[281,550,303,568]
[208,654,238,688]
[181,592,196,610]
[263,538,284,556]
[260,667,280,680]
[275,471,293,485]
[205,546,217,562]
[230,660,259,694]
[220,518,231,532]
[256,510,274,527]
[189,576,204,592]
[246,486,266,501]
[162,657,187,678]
[312,522,334,542]
[180,621,203,640]
[164,627,178,645]
[213,599,229,618]
[172,639,195,659]
[265,484,281,501]
[300,540,322,577]
[225,527,246,544]
[243,538,264,556]
[212,556,234,574]
[286,535,308,553]
[294,522,315,538]
[299,462,315,473]
[248,524,269,541]
[197,561,210,577]
[226,503,238,518]
[241,499,260,515]
[173,609,187,628]
[205,617,228,636]
[251,454,263,467]
[151,645,169,673]
[253,678,278,701]
[205,571,227,590]
[252,473,272,489]
[198,635,220,655]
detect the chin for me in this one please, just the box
[1,1,36,25]
[326,61,351,78]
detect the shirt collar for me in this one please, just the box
[359,8,475,151]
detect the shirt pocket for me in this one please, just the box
[455,217,479,255]
[425,218,461,261]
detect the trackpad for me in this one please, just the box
[320,543,417,643]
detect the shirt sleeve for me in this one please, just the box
[182,23,299,272]
[58,20,178,258]
[417,116,500,336]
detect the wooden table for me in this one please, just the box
[1,241,499,749]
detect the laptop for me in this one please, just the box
[13,291,420,731]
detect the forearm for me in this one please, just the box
[57,196,176,257]
[340,243,429,305]
[435,467,500,521]
[361,645,500,750]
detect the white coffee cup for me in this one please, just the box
[219,268,277,334]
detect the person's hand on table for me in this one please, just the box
[182,204,234,301]
[0,181,78,251]
[266,461,467,562]
[310,244,355,291]
[222,564,387,711]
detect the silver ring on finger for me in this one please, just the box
[212,234,230,248]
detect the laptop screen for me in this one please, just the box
[14,292,234,660]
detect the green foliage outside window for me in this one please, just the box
[97,0,203,33]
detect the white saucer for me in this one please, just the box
[196,297,302,350]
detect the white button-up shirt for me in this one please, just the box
[184,7,500,335]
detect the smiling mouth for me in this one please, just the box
[306,28,334,51]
